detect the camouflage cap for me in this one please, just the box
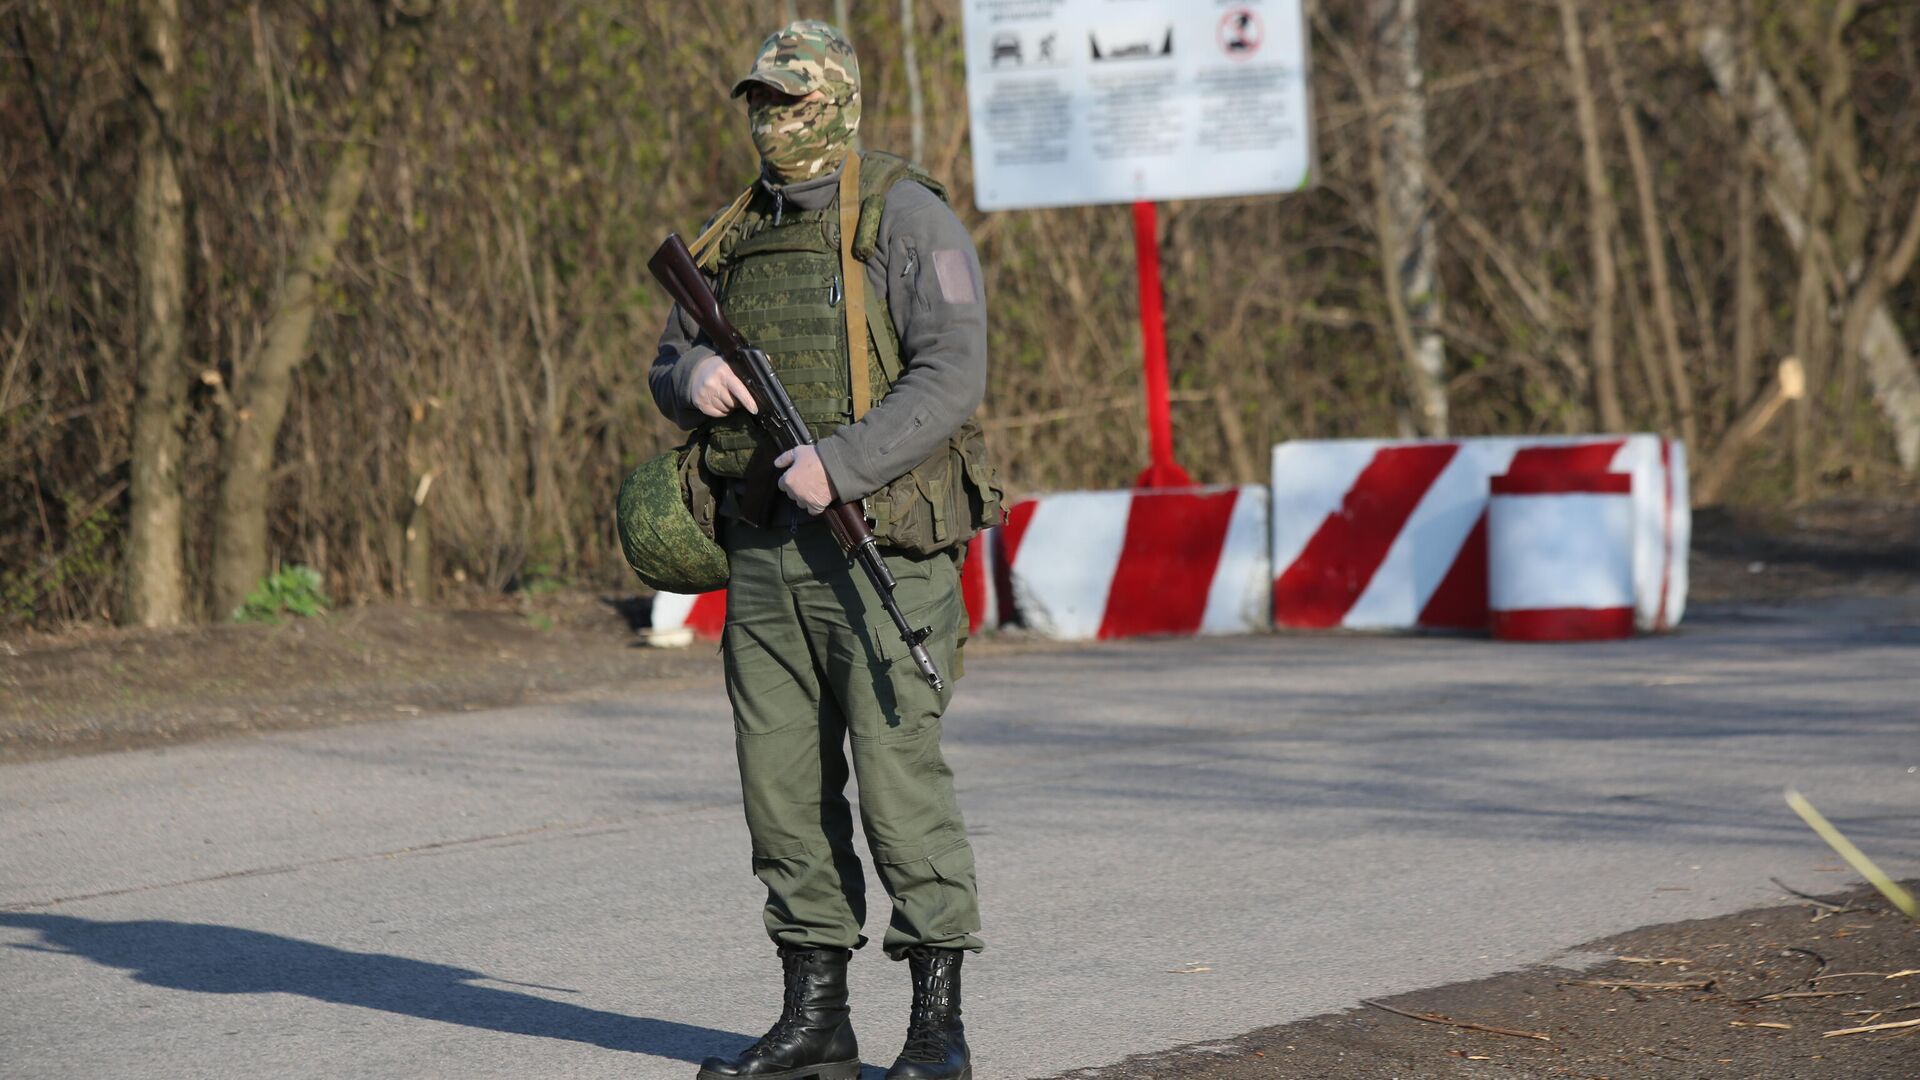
[731,20,861,102]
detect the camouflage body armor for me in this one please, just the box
[700,151,1001,556]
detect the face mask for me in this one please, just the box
[749,89,860,184]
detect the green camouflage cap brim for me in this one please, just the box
[733,66,812,99]
[730,20,861,103]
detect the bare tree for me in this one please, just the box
[125,0,189,627]
[1370,0,1448,437]
[901,0,926,162]
[1559,0,1627,432]
[1699,11,1920,471]
[13,0,1920,627]
[210,3,434,617]
[1598,13,1697,453]
[1729,0,1760,416]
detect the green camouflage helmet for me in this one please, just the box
[615,447,728,595]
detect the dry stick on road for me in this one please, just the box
[1695,358,1805,505]
[1824,1017,1920,1038]
[1785,789,1920,920]
[1361,999,1552,1042]
[1769,875,1869,917]
[1564,979,1715,992]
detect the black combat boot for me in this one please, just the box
[698,946,860,1080]
[885,946,970,1080]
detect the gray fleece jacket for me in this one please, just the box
[649,161,989,505]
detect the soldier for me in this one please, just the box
[649,20,999,1080]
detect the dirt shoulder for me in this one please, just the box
[0,592,717,763]
[1689,498,1920,605]
[2,497,1915,764]
[1050,883,1920,1080]
[0,586,1062,764]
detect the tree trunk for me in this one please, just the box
[1369,0,1447,437]
[1839,189,1920,427]
[1697,358,1805,505]
[1558,0,1627,433]
[901,0,926,163]
[1699,15,1920,471]
[126,0,189,627]
[1599,13,1697,453]
[1731,0,1759,420]
[210,11,427,618]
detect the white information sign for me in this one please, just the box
[961,0,1315,211]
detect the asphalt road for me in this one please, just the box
[3,597,1917,1079]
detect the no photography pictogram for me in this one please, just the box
[1219,8,1264,60]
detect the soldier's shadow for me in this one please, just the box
[0,912,743,1064]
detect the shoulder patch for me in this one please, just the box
[932,250,979,305]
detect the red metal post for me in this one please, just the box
[1131,201,1191,489]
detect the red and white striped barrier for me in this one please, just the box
[648,588,727,645]
[997,486,1271,641]
[1271,436,1689,633]
[1487,471,1637,642]
[959,530,998,636]
[650,529,1003,646]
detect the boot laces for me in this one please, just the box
[748,957,811,1052]
[901,954,957,1062]
[902,1003,950,1062]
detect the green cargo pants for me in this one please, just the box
[720,516,983,959]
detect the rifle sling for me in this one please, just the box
[838,153,871,421]
[689,187,753,270]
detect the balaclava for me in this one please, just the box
[732,20,862,185]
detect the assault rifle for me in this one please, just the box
[648,233,944,693]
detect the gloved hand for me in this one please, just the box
[775,445,834,516]
[689,355,758,418]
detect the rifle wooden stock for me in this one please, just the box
[648,232,944,692]
[648,235,746,354]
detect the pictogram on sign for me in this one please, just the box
[1219,9,1264,60]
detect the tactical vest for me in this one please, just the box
[697,152,1003,555]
